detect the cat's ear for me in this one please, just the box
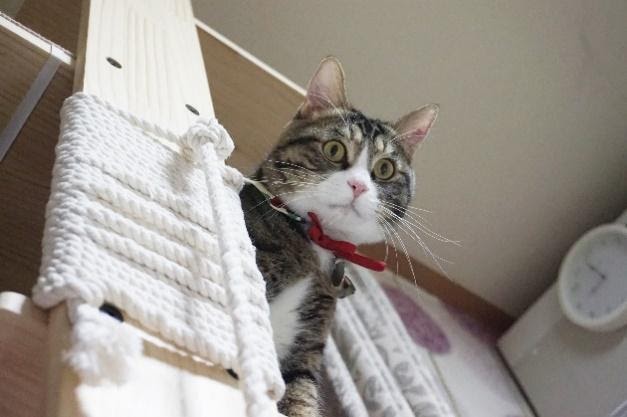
[297,57,348,119]
[394,104,439,155]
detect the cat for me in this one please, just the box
[239,57,438,417]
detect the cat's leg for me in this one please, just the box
[277,288,336,417]
[278,368,321,417]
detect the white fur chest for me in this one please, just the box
[269,246,335,360]
[269,276,312,360]
[312,245,335,273]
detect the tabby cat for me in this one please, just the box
[240,57,438,417]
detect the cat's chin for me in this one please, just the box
[284,198,383,245]
[315,209,384,246]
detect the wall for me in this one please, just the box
[198,1,626,316]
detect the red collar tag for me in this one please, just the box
[307,212,386,272]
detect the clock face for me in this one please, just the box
[559,224,627,331]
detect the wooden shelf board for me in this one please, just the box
[0,14,74,295]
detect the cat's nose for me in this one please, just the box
[347,179,368,198]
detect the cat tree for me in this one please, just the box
[1,1,284,416]
[0,2,459,416]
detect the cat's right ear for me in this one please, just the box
[297,57,348,119]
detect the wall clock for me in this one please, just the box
[558,223,627,332]
[499,210,627,417]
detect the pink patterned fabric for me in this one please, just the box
[383,286,451,354]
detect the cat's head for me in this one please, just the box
[259,57,438,245]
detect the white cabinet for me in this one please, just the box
[499,284,627,417]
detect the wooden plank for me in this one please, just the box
[0,16,59,130]
[45,306,82,417]
[0,16,73,414]
[73,311,248,417]
[14,0,81,53]
[45,303,247,417]
[75,0,213,134]
[45,1,261,416]
[195,22,514,333]
[0,15,74,295]
[0,292,48,417]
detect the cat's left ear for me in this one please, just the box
[394,104,439,156]
[297,57,348,119]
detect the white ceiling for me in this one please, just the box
[194,0,627,316]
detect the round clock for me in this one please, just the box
[558,223,627,332]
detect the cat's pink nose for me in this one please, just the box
[347,179,368,198]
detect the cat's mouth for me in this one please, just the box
[328,202,363,218]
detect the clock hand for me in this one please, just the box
[585,260,607,295]
[585,261,606,280]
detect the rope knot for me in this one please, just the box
[180,117,235,162]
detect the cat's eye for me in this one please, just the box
[322,140,346,163]
[373,158,396,180]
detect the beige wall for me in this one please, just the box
[194,0,627,316]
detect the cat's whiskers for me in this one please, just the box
[380,199,433,215]
[377,207,449,274]
[378,207,439,258]
[379,202,433,227]
[267,166,324,182]
[266,159,327,180]
[250,190,326,224]
[389,221,452,269]
[264,166,320,182]
[379,214,423,286]
[376,215,412,289]
[379,199,455,246]
[380,209,458,268]
[377,216,404,283]
[276,179,320,188]
[375,214,392,263]
[380,206,460,246]
[264,166,326,189]
[380,199,436,228]
[244,188,319,214]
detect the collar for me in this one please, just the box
[244,178,387,272]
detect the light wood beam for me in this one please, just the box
[45,1,256,416]
[74,0,213,134]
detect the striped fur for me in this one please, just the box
[239,57,437,417]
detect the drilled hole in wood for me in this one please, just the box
[106,57,122,69]
[185,104,200,115]
[99,302,124,322]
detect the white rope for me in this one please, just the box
[183,118,286,417]
[33,93,283,417]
